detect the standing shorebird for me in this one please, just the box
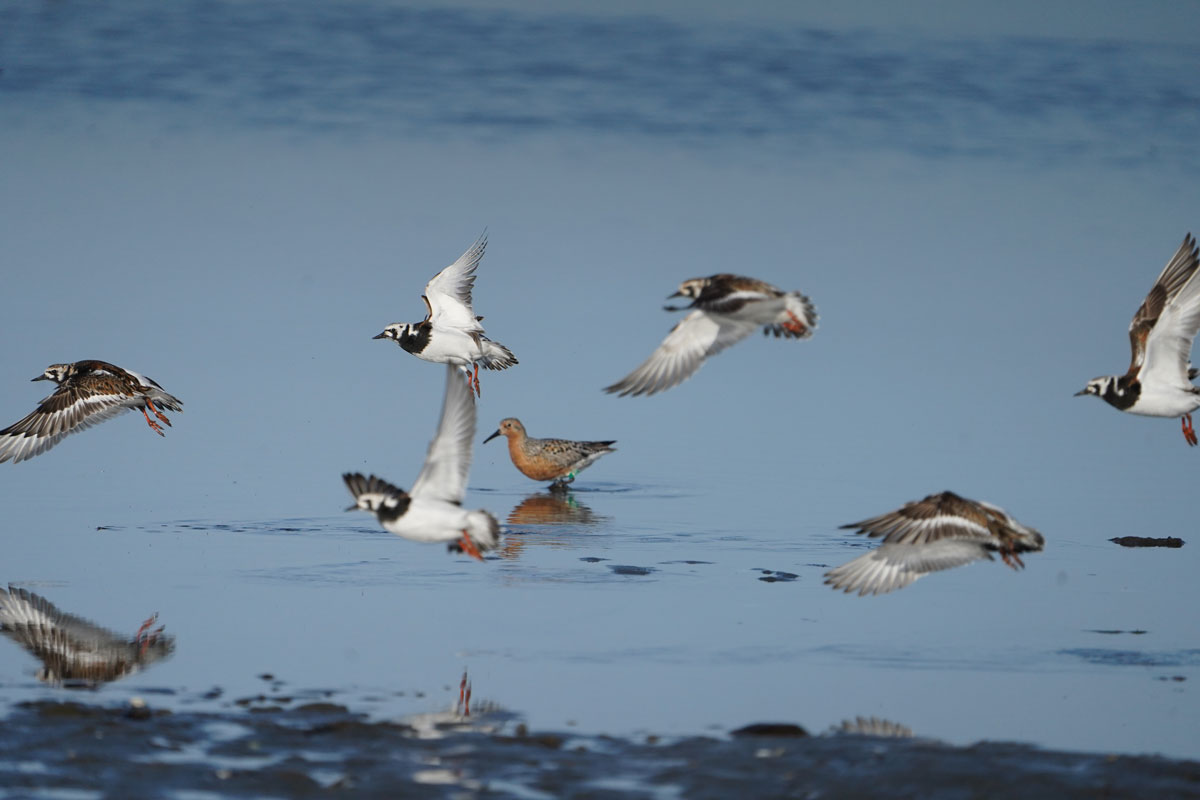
[825,491,1045,597]
[484,418,616,490]
[374,232,517,396]
[604,273,817,397]
[1076,233,1200,445]
[0,360,183,464]
[0,585,174,687]
[343,364,500,560]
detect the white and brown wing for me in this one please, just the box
[1126,233,1200,376]
[1138,234,1200,387]
[837,491,999,546]
[824,538,994,596]
[604,310,758,397]
[0,383,136,464]
[423,232,487,333]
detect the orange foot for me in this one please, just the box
[458,532,483,561]
[141,408,166,436]
[145,399,172,426]
[472,363,481,397]
[457,670,472,717]
[780,310,808,335]
[1183,414,1198,447]
[1000,550,1025,570]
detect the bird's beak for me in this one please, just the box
[31,374,49,382]
[344,503,359,512]
[1073,388,1088,397]
[483,430,502,444]
[372,331,388,340]
[667,290,684,299]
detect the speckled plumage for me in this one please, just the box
[0,360,183,464]
[825,491,1045,597]
[484,418,616,487]
[0,585,173,687]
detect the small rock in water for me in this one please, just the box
[731,722,809,738]
[1110,536,1184,548]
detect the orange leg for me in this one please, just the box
[472,363,481,397]
[458,532,484,561]
[145,398,172,426]
[1000,550,1025,570]
[780,310,808,335]
[140,408,166,436]
[457,671,472,717]
[1183,414,1198,447]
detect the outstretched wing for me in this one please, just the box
[424,232,487,332]
[604,310,758,397]
[0,586,126,663]
[411,364,477,503]
[0,387,133,464]
[839,492,998,546]
[1139,234,1200,387]
[1127,233,1200,375]
[823,539,992,596]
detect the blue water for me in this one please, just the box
[0,0,1198,782]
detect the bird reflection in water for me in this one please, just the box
[830,716,914,738]
[0,585,174,688]
[492,491,609,559]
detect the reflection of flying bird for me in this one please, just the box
[825,492,1045,597]
[605,274,817,397]
[1076,234,1200,445]
[0,360,183,464]
[343,365,500,560]
[0,585,174,687]
[484,418,615,490]
[373,233,517,396]
[830,716,914,738]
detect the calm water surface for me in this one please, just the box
[1,1,1199,794]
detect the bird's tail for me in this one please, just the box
[479,338,518,371]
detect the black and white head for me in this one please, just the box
[669,278,711,301]
[32,363,75,384]
[372,323,410,344]
[1075,375,1121,400]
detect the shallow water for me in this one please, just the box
[1,0,1199,793]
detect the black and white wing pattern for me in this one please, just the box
[410,364,477,504]
[0,586,174,686]
[825,492,1044,597]
[604,310,759,397]
[422,232,487,332]
[0,383,133,464]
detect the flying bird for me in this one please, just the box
[604,274,817,397]
[374,232,517,396]
[825,491,1045,597]
[0,360,183,464]
[1076,233,1200,445]
[344,364,500,560]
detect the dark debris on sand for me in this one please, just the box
[1110,536,1185,548]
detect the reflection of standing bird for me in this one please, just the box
[825,491,1045,597]
[373,233,517,396]
[0,360,183,464]
[484,418,615,490]
[344,365,500,560]
[605,273,817,397]
[1076,234,1200,445]
[0,585,174,687]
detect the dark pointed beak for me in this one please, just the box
[372,331,388,340]
[1073,388,1088,397]
[483,429,502,444]
[31,374,49,382]
[667,290,684,299]
[345,503,360,512]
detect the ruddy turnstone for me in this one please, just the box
[604,274,817,397]
[0,360,183,464]
[343,364,500,560]
[483,418,616,490]
[374,232,517,396]
[0,585,174,687]
[825,491,1045,597]
[1076,233,1200,445]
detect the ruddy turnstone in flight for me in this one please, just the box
[1076,233,1200,445]
[374,232,517,396]
[824,491,1045,597]
[0,360,183,464]
[483,418,616,490]
[343,364,500,560]
[604,274,817,397]
[0,585,174,687]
